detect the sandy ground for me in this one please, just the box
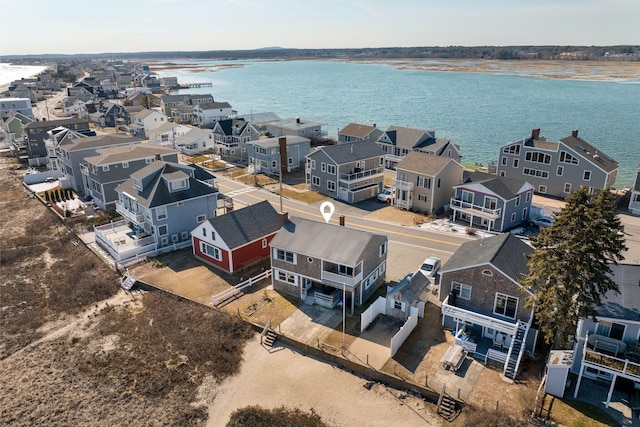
[198,335,442,427]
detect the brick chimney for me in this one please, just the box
[339,215,345,226]
[572,129,579,138]
[279,137,288,174]
[278,211,288,227]
[155,152,161,161]
[531,128,541,140]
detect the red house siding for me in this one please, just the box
[193,236,231,272]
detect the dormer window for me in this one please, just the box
[133,178,142,190]
[169,178,188,192]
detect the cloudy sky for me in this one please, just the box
[1,0,638,55]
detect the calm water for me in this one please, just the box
[155,60,640,188]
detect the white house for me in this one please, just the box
[147,122,191,147]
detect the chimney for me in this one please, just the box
[531,128,541,140]
[296,117,300,124]
[339,215,345,226]
[373,123,376,128]
[278,211,288,227]
[155,152,161,161]
[279,137,288,174]
[572,129,579,138]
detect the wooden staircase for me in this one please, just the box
[437,386,459,421]
[261,321,277,349]
[504,320,528,380]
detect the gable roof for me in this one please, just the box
[271,217,384,266]
[457,171,531,200]
[85,143,177,165]
[310,140,385,164]
[440,233,534,285]
[206,201,280,249]
[176,127,212,144]
[381,126,434,149]
[60,134,140,151]
[595,264,640,321]
[339,123,380,139]
[388,270,430,303]
[560,135,618,173]
[24,118,89,130]
[395,151,459,176]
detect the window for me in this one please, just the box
[327,180,336,191]
[538,185,547,194]
[513,158,519,168]
[156,206,167,220]
[484,197,497,211]
[418,194,428,202]
[288,157,293,165]
[596,320,626,341]
[321,162,326,172]
[515,195,520,207]
[200,242,221,260]
[327,164,336,174]
[197,214,206,222]
[338,265,354,276]
[525,151,551,164]
[522,207,528,219]
[500,171,506,177]
[564,183,572,193]
[437,178,441,188]
[583,170,592,181]
[451,282,471,300]
[525,191,531,202]
[102,165,109,172]
[559,150,579,164]
[494,293,518,318]
[276,270,298,286]
[501,157,507,166]
[275,249,295,264]
[523,167,549,179]
[482,270,494,277]
[311,176,320,186]
[158,225,168,236]
[202,228,207,237]
[271,161,277,169]
[122,161,129,168]
[461,190,473,204]
[262,238,268,249]
[379,156,384,166]
[146,157,154,164]
[255,146,267,155]
[556,166,564,176]
[379,242,387,256]
[169,178,188,191]
[393,300,404,311]
[502,144,520,155]
[511,212,516,222]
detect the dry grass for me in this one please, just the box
[273,187,327,204]
[235,173,278,187]
[539,395,618,427]
[227,406,329,427]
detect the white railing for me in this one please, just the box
[212,269,272,307]
[486,348,508,364]
[391,178,414,191]
[339,167,383,182]
[321,270,362,287]
[115,201,145,223]
[441,296,518,335]
[449,198,501,217]
[582,333,640,381]
[385,153,404,164]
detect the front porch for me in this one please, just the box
[94,219,157,263]
[449,198,501,231]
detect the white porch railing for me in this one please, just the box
[449,198,501,218]
[441,296,518,335]
[212,269,272,307]
[392,178,414,191]
[115,201,145,223]
[385,153,404,164]
[339,167,384,182]
[321,270,362,287]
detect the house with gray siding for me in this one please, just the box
[450,171,534,233]
[211,118,261,163]
[248,136,310,175]
[338,123,384,144]
[391,151,465,214]
[570,264,640,408]
[305,140,386,203]
[265,117,325,143]
[81,144,179,211]
[438,233,538,380]
[94,161,219,264]
[497,128,618,198]
[160,94,214,122]
[270,217,388,315]
[627,165,640,215]
[24,117,92,160]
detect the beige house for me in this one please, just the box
[392,151,464,213]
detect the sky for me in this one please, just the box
[1,0,639,56]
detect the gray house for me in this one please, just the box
[385,270,430,321]
[376,126,462,169]
[305,140,386,203]
[270,216,388,315]
[338,123,384,144]
[211,118,261,163]
[24,117,92,161]
[58,134,142,193]
[450,171,534,233]
[248,136,310,175]
[438,233,538,380]
[81,144,179,211]
[265,117,325,143]
[497,128,618,198]
[94,161,219,264]
[392,151,465,214]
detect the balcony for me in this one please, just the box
[339,167,383,182]
[449,198,501,219]
[582,335,640,382]
[94,220,158,263]
[115,201,145,223]
[441,296,518,336]
[384,153,404,165]
[321,270,362,288]
[391,178,414,191]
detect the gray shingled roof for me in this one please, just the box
[388,270,429,303]
[383,126,434,149]
[560,135,618,173]
[459,171,529,200]
[440,233,533,284]
[270,217,383,266]
[85,143,177,165]
[207,201,280,249]
[313,140,385,164]
[395,151,455,176]
[61,134,141,151]
[253,135,309,148]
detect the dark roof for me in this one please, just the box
[560,135,618,173]
[595,264,640,321]
[388,270,430,303]
[440,233,534,284]
[459,171,530,200]
[207,201,280,249]
[186,163,216,182]
[313,140,385,164]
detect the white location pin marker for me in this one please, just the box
[320,201,335,223]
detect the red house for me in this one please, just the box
[192,200,281,274]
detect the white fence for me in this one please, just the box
[390,306,420,356]
[360,296,386,333]
[211,269,272,307]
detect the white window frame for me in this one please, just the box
[494,293,518,319]
[451,282,471,300]
[321,162,326,172]
[200,241,221,261]
[197,214,206,222]
[583,170,592,181]
[327,164,336,174]
[379,241,387,256]
[262,238,268,249]
[327,180,336,191]
[275,269,298,286]
[156,205,167,220]
[158,224,168,236]
[274,248,296,264]
[311,176,320,186]
[564,183,572,193]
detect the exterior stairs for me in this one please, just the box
[504,320,528,380]
[437,392,458,421]
[262,330,277,348]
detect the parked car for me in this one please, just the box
[530,215,555,228]
[377,187,394,203]
[420,256,441,277]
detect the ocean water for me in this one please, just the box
[0,62,47,89]
[155,60,640,188]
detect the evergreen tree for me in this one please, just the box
[523,187,626,346]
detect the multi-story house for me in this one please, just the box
[391,151,465,213]
[57,134,142,193]
[570,263,640,408]
[81,144,179,211]
[192,101,234,127]
[270,216,388,315]
[1,112,32,154]
[248,136,310,175]
[45,126,93,173]
[94,161,220,265]
[175,127,214,155]
[338,123,384,144]
[438,233,538,381]
[376,125,462,169]
[147,122,191,148]
[89,102,127,128]
[0,97,34,119]
[129,108,168,138]
[497,128,618,198]
[160,94,214,121]
[627,165,640,215]
[449,171,534,233]
[305,140,386,203]
[265,117,325,143]
[24,118,92,163]
[211,118,261,163]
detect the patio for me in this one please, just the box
[94,220,157,262]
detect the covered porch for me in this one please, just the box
[449,197,501,231]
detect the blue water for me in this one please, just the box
[156,60,640,187]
